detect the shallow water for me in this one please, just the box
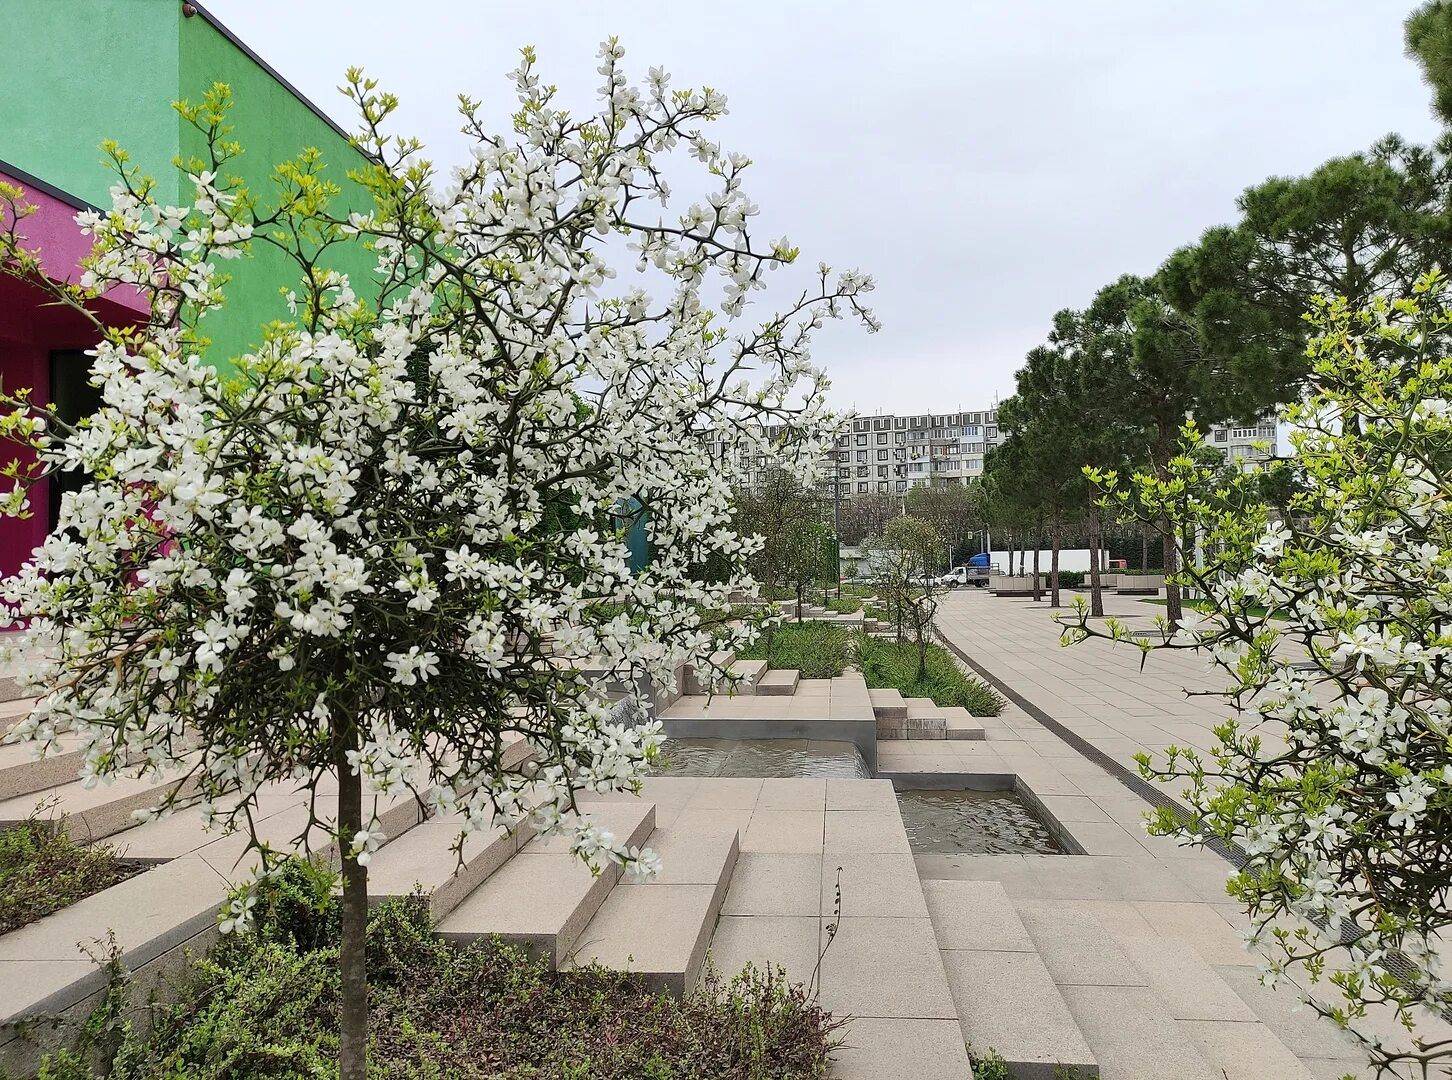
[653,738,870,778]
[896,789,1062,855]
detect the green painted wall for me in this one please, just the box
[0,1,183,206]
[177,11,378,367]
[0,0,378,368]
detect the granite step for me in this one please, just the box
[0,773,193,842]
[868,687,908,720]
[0,853,230,1035]
[1014,901,1232,1080]
[116,777,434,866]
[0,698,37,731]
[941,706,986,741]
[0,738,85,802]
[924,879,1099,1078]
[436,800,656,966]
[367,812,525,921]
[756,669,800,696]
[904,697,947,740]
[567,823,739,994]
[727,658,768,694]
[684,650,738,696]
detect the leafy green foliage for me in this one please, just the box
[38,859,841,1080]
[739,622,849,679]
[855,635,1003,716]
[0,816,139,934]
[1408,1,1452,125]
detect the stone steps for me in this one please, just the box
[683,650,737,696]
[435,801,656,966]
[727,658,768,694]
[941,706,985,741]
[0,738,85,802]
[868,687,907,720]
[1013,898,1322,1080]
[567,823,739,994]
[923,879,1099,1078]
[367,813,524,921]
[904,698,947,740]
[0,773,193,842]
[756,668,800,696]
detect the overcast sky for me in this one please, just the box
[205,1,1442,415]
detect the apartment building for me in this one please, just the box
[713,408,1278,497]
[829,409,1001,497]
[1209,417,1281,466]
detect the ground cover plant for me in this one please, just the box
[0,814,140,935]
[855,634,1003,716]
[738,622,849,679]
[30,860,839,1080]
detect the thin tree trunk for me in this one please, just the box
[336,736,368,1080]
[1032,533,1042,601]
[1050,516,1061,608]
[1140,530,1148,572]
[796,583,803,622]
[1162,527,1182,628]
[1088,506,1105,618]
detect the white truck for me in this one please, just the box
[936,562,994,588]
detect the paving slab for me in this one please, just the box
[823,810,910,854]
[823,853,929,919]
[437,803,653,965]
[367,816,520,920]
[1017,902,1148,988]
[830,1016,974,1080]
[741,809,824,854]
[817,917,957,1020]
[941,948,1098,1079]
[1181,1017,1317,1080]
[1058,983,1217,1080]
[706,914,821,983]
[922,879,1034,952]
[569,882,725,994]
[756,669,800,696]
[721,853,823,916]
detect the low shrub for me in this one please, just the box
[739,622,850,679]
[854,635,1004,716]
[36,858,842,1080]
[1055,570,1085,588]
[0,813,141,934]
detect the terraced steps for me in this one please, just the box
[367,813,524,920]
[0,738,84,802]
[0,774,193,842]
[567,824,739,994]
[756,668,800,696]
[436,801,656,965]
[683,650,737,696]
[904,698,946,740]
[924,879,1098,1078]
[727,658,768,694]
[941,706,985,741]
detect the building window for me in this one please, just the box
[876,449,888,461]
[876,433,888,445]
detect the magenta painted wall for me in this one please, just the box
[0,169,145,582]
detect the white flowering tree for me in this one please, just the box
[0,45,874,1079]
[1063,273,1452,1078]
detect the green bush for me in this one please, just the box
[0,814,139,934]
[854,635,1004,716]
[38,859,840,1080]
[739,622,849,679]
[1055,570,1085,588]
